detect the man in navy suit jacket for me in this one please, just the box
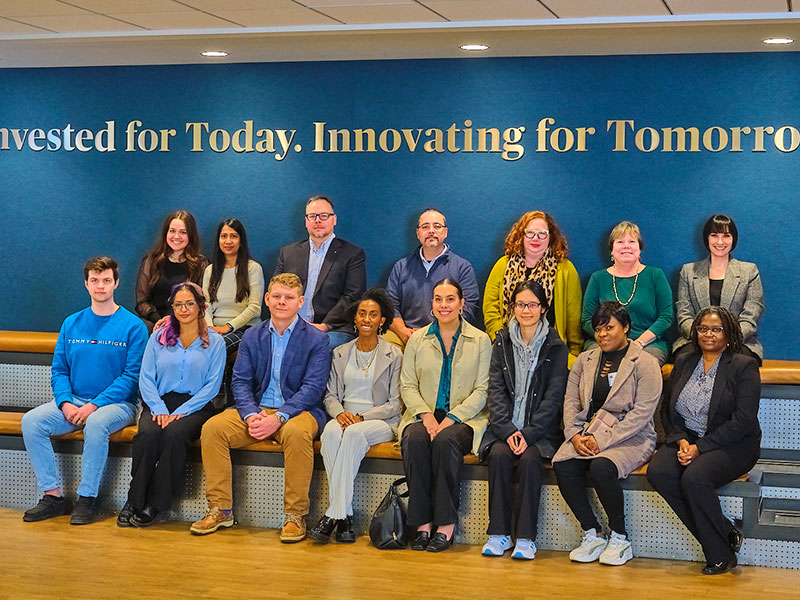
[191,273,331,542]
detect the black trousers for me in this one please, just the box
[553,457,626,536]
[401,419,473,528]
[647,441,758,564]
[487,442,544,540]
[128,392,216,512]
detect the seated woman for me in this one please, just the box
[552,301,662,566]
[202,218,264,353]
[483,211,583,365]
[309,288,403,544]
[674,214,764,365]
[400,278,491,553]
[648,307,761,575]
[118,282,225,527]
[581,221,672,366]
[479,280,569,560]
[136,210,207,331]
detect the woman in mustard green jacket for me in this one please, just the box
[484,211,583,366]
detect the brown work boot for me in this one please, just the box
[190,507,234,535]
[280,513,306,543]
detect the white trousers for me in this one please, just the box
[320,418,394,519]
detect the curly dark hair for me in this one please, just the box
[690,306,743,354]
[346,287,395,335]
[591,301,632,331]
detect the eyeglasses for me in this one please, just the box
[514,301,541,311]
[696,325,724,335]
[172,301,197,310]
[524,229,549,240]
[417,223,446,232]
[305,212,335,222]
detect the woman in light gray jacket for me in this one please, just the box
[309,288,403,544]
[674,214,764,364]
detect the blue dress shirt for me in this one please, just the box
[255,316,299,419]
[298,233,335,322]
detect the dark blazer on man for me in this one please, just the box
[231,318,332,433]
[274,237,366,333]
[662,349,761,456]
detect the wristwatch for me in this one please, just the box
[276,413,288,425]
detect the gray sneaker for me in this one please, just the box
[23,495,70,522]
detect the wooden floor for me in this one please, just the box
[1,508,798,600]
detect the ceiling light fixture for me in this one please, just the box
[460,44,489,52]
[762,38,794,45]
[201,50,229,57]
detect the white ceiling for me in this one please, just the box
[0,0,799,67]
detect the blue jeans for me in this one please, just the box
[327,330,355,353]
[21,398,138,498]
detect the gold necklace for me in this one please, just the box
[612,265,639,306]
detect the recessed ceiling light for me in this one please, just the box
[460,44,489,52]
[201,50,229,57]
[762,38,794,45]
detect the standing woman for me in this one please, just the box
[309,288,403,544]
[648,307,761,575]
[136,210,207,331]
[479,280,569,560]
[674,215,764,364]
[552,301,662,566]
[581,221,673,366]
[118,282,225,527]
[202,218,264,352]
[400,278,491,552]
[484,211,583,365]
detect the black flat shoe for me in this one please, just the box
[702,553,738,575]
[130,505,158,528]
[426,532,453,553]
[729,521,744,553]
[411,531,430,551]
[309,516,337,543]
[117,501,135,528]
[335,516,356,543]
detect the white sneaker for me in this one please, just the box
[482,534,513,556]
[569,528,608,563]
[511,538,537,560]
[599,531,633,566]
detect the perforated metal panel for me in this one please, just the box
[762,486,800,500]
[0,364,52,408]
[759,398,800,450]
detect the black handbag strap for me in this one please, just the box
[391,477,409,498]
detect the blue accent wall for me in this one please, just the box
[1,53,796,358]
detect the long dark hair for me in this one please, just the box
[144,210,204,287]
[207,218,251,304]
[690,306,743,354]
[159,282,210,349]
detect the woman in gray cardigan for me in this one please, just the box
[309,289,403,544]
[552,302,662,566]
[674,214,764,364]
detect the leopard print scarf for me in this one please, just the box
[501,249,559,325]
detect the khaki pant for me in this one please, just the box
[381,330,406,350]
[200,408,318,515]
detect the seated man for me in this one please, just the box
[21,256,148,525]
[190,273,331,541]
[386,208,480,347]
[274,195,366,350]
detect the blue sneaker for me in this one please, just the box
[482,534,513,556]
[511,538,537,560]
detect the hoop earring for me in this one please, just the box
[353,324,358,334]
[430,309,435,317]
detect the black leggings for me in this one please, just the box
[553,457,627,536]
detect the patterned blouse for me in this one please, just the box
[675,355,721,437]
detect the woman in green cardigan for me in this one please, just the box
[581,221,673,366]
[484,211,583,366]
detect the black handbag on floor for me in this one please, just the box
[369,477,409,549]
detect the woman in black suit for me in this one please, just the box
[647,306,761,575]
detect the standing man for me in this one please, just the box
[21,256,148,525]
[191,273,331,541]
[274,195,366,350]
[386,208,480,347]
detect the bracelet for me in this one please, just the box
[635,340,645,348]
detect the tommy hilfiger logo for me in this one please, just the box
[68,338,127,347]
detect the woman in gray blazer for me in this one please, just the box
[674,215,764,364]
[552,302,662,566]
[309,288,403,544]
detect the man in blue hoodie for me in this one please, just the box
[21,256,148,525]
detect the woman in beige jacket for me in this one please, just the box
[399,278,491,553]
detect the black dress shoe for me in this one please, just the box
[130,505,158,528]
[309,516,337,542]
[70,495,96,526]
[411,531,430,551]
[729,521,744,553]
[426,532,453,553]
[335,516,356,543]
[702,553,738,575]
[117,502,135,528]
